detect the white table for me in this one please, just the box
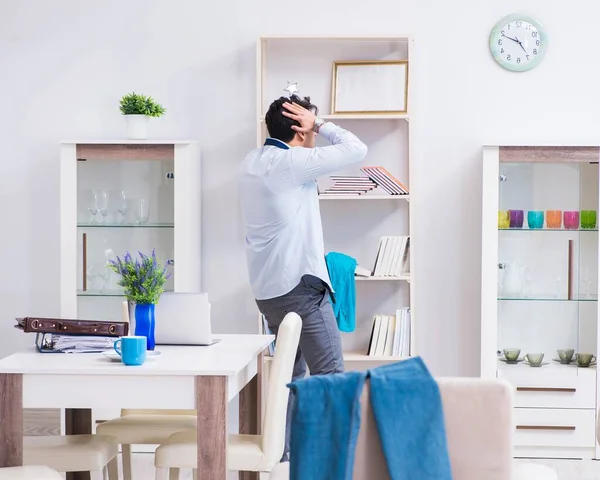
[0,334,274,480]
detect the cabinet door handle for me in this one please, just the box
[516,387,576,393]
[517,425,576,431]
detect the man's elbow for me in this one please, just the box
[352,141,368,164]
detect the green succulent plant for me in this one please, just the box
[119,92,166,117]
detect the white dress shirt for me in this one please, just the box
[239,122,368,300]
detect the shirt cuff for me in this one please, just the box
[317,122,337,141]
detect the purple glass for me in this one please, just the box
[564,211,580,230]
[509,209,524,228]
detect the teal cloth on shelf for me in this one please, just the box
[325,252,357,332]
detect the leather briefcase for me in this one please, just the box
[15,317,128,337]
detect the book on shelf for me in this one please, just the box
[361,166,409,196]
[317,169,408,197]
[372,236,410,278]
[367,308,411,357]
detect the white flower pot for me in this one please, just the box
[125,114,150,139]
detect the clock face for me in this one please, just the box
[489,14,547,72]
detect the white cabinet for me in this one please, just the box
[481,146,600,459]
[59,141,201,439]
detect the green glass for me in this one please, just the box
[581,210,597,229]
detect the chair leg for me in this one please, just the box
[155,467,169,480]
[122,444,133,480]
[169,468,180,480]
[107,457,120,480]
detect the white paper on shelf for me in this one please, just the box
[49,335,115,353]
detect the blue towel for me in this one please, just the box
[288,357,452,480]
[325,252,357,332]
[370,358,453,480]
[288,371,366,480]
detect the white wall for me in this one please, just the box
[1,0,599,377]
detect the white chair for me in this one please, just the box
[0,466,62,479]
[23,434,119,478]
[96,408,197,480]
[153,312,302,479]
[268,377,558,480]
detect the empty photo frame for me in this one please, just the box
[331,60,409,115]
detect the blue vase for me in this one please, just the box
[134,303,155,351]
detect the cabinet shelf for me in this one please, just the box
[319,194,409,201]
[77,223,174,229]
[356,275,410,282]
[77,289,175,297]
[498,296,598,302]
[499,228,598,232]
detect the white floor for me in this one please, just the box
[515,459,600,480]
[89,454,599,480]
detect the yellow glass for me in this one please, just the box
[498,210,510,228]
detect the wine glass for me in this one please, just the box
[117,190,129,224]
[96,189,109,224]
[583,268,592,299]
[87,190,99,224]
[136,198,150,225]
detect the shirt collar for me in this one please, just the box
[264,138,290,150]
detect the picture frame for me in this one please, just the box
[331,60,409,115]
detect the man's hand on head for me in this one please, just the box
[282,102,317,133]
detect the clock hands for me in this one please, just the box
[501,33,528,54]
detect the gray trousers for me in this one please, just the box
[256,274,344,459]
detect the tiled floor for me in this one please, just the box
[86,454,600,480]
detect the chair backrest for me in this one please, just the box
[270,376,514,480]
[353,377,514,480]
[261,312,302,468]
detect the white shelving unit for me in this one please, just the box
[256,35,414,375]
[481,145,600,460]
[59,140,201,446]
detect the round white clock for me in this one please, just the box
[489,14,547,72]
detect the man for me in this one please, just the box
[238,94,368,459]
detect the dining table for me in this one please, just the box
[0,334,273,480]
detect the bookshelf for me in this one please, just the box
[256,35,414,374]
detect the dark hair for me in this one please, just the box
[265,95,318,143]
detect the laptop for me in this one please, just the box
[154,292,219,346]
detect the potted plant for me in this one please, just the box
[119,92,166,140]
[109,250,170,350]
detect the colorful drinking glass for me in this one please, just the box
[564,211,580,230]
[546,210,562,229]
[509,209,524,228]
[527,210,544,229]
[498,210,510,229]
[581,210,597,229]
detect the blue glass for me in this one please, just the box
[527,210,544,229]
[134,303,156,351]
[114,336,146,366]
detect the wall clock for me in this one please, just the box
[489,14,547,72]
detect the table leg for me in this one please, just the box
[65,408,92,480]
[239,353,262,480]
[196,376,227,479]
[0,374,23,467]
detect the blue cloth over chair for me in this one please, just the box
[288,357,453,480]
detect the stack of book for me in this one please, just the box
[361,166,409,195]
[371,236,410,278]
[317,176,378,196]
[367,308,411,357]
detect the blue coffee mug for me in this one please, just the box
[114,336,147,366]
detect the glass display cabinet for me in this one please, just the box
[59,141,201,430]
[481,146,600,460]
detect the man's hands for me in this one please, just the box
[282,102,317,133]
